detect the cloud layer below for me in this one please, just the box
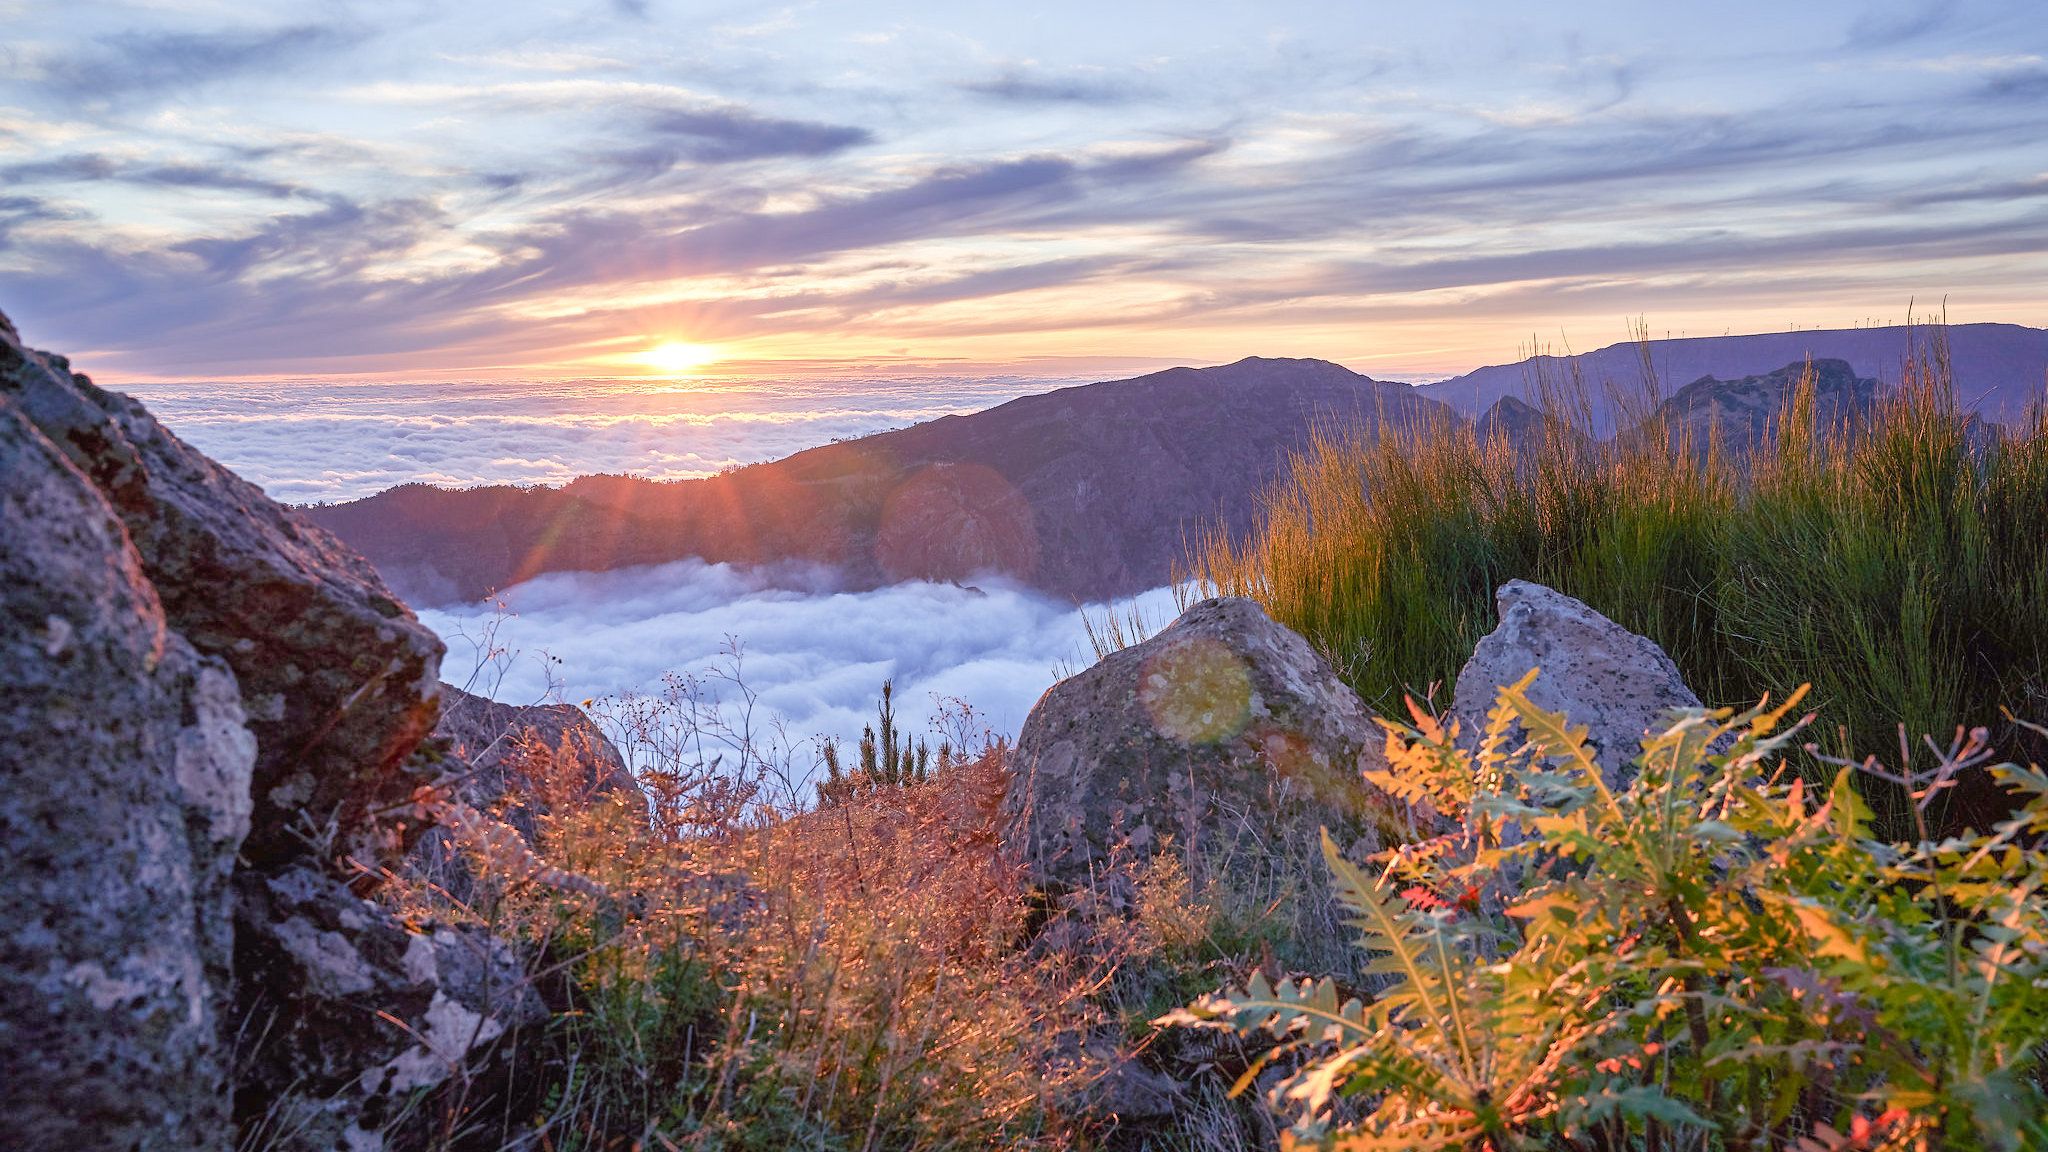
[124,373,1060,503]
[420,558,1184,774]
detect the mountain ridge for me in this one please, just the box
[308,324,2045,609]
[307,355,1450,607]
[1411,321,2044,435]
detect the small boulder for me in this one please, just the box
[431,682,639,816]
[1452,580,1704,787]
[1002,597,1407,894]
[409,683,643,896]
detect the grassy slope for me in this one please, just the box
[1186,333,2048,826]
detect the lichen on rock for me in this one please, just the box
[1001,596,1411,926]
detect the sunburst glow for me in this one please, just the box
[638,341,722,374]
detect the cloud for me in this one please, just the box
[0,193,62,248]
[172,194,438,279]
[43,24,364,99]
[420,558,1184,773]
[961,68,1145,105]
[0,152,299,197]
[1981,64,2048,101]
[505,143,1217,296]
[5,3,2046,378]
[1844,2,1954,49]
[121,374,1057,504]
[609,106,874,174]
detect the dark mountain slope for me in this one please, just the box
[308,356,1453,607]
[1651,358,1882,447]
[1416,322,2045,436]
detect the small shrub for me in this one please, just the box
[819,680,951,806]
[385,679,1107,1151]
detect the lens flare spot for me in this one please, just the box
[1138,638,1252,745]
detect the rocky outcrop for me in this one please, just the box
[1003,597,1408,893]
[0,395,256,1151]
[1452,580,1704,787]
[432,682,637,814]
[232,865,545,1150]
[1413,322,2046,434]
[1,316,444,874]
[1633,358,1882,457]
[410,683,642,896]
[0,311,542,1151]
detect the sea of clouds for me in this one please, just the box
[124,374,1182,781]
[421,558,1182,778]
[121,374,1067,504]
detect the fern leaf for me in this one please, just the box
[1496,679,1622,821]
[1162,971,1371,1049]
[1320,829,1471,1071]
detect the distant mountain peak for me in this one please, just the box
[308,356,1452,607]
[1416,323,2046,434]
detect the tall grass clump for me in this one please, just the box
[1186,325,2048,822]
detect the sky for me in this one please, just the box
[3,0,2044,382]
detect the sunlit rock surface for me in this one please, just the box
[1002,596,1407,893]
[1452,579,1705,787]
[0,309,540,1150]
[0,311,444,874]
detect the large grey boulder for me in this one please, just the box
[1,314,444,873]
[0,311,519,1151]
[0,397,256,1151]
[1002,597,1412,1127]
[1452,580,1704,787]
[1003,596,1408,894]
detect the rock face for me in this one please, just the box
[0,311,543,1151]
[1,315,444,873]
[1414,322,2046,435]
[410,683,642,895]
[232,865,545,1151]
[1452,580,1704,786]
[1003,597,1406,893]
[432,681,638,814]
[1627,358,1882,458]
[0,395,256,1151]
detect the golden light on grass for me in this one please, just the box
[636,339,723,373]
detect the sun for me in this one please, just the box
[637,339,722,374]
